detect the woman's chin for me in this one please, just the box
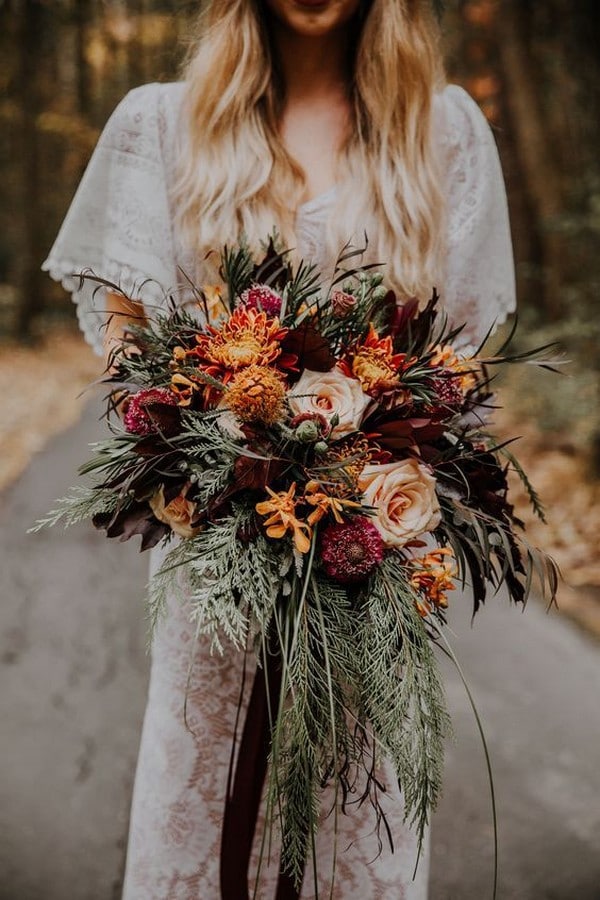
[264,0,362,39]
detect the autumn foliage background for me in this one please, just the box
[0,0,598,628]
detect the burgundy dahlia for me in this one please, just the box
[320,516,384,584]
[240,284,283,318]
[123,387,178,436]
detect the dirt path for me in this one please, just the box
[0,328,100,491]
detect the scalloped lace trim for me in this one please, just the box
[42,255,169,357]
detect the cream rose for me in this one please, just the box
[149,483,201,539]
[358,459,441,547]
[288,367,371,438]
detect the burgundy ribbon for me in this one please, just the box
[220,655,304,899]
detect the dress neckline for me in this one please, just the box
[296,185,337,217]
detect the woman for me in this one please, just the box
[43,1,516,896]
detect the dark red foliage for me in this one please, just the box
[250,239,290,291]
[233,454,285,492]
[93,501,170,551]
[368,417,446,451]
[281,321,336,374]
[386,296,420,341]
[206,454,286,520]
[132,431,182,457]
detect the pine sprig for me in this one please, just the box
[268,576,353,889]
[221,241,255,301]
[282,259,322,320]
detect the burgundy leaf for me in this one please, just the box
[143,401,182,437]
[93,502,169,550]
[251,239,290,290]
[371,417,446,450]
[281,321,335,373]
[388,296,419,339]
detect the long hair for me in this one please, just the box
[173,0,446,299]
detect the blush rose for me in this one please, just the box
[288,367,371,438]
[358,459,441,547]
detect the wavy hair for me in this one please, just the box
[173,0,446,299]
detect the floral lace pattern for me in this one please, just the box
[438,85,516,349]
[122,540,429,898]
[43,80,516,898]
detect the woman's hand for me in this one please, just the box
[103,291,146,373]
[103,291,147,418]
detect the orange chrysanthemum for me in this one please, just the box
[196,307,291,373]
[224,365,286,426]
[341,324,408,396]
[169,308,296,408]
[410,548,457,617]
[256,483,312,554]
[304,480,362,526]
[429,343,478,392]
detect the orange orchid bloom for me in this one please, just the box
[255,483,312,554]
[428,343,478,392]
[170,372,199,407]
[410,548,457,617]
[304,480,362,526]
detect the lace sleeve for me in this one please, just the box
[42,83,177,356]
[439,84,517,351]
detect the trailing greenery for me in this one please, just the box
[358,556,450,850]
[27,485,125,531]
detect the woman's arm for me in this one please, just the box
[42,84,178,359]
[440,85,516,349]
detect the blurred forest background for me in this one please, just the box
[0,0,599,622]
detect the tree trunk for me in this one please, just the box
[496,1,564,320]
[15,0,45,338]
[75,0,94,116]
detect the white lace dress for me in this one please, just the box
[43,82,516,900]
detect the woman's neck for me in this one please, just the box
[270,24,353,103]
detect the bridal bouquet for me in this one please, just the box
[33,238,558,887]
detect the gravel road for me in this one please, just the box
[1,400,599,900]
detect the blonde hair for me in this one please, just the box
[173,0,446,300]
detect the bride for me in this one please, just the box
[43,0,515,896]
